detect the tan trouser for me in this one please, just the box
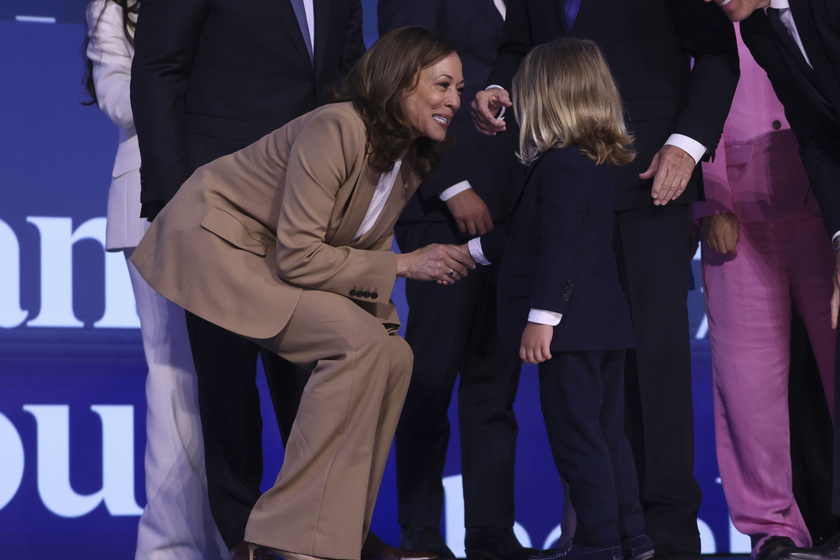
[245,289,413,560]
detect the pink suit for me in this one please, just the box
[697,25,835,555]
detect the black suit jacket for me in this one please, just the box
[378,0,521,223]
[483,147,634,353]
[487,0,739,211]
[741,0,840,237]
[130,0,364,219]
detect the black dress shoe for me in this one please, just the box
[648,529,701,560]
[400,527,455,560]
[780,531,840,560]
[756,537,796,560]
[529,542,621,560]
[364,531,440,560]
[465,526,540,560]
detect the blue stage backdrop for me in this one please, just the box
[0,2,742,557]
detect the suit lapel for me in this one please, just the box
[790,0,840,115]
[572,0,594,32]
[354,162,418,248]
[467,0,505,40]
[505,154,541,224]
[265,0,313,68]
[554,0,572,33]
[312,0,330,72]
[328,164,379,247]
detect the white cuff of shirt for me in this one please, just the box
[528,309,562,326]
[665,134,706,166]
[484,85,507,120]
[468,237,490,266]
[440,181,472,201]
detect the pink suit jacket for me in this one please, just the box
[696,25,820,224]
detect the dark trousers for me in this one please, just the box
[830,321,840,520]
[789,311,840,543]
[394,221,522,529]
[185,312,307,549]
[539,349,645,546]
[613,204,703,549]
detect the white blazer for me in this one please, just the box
[86,0,146,251]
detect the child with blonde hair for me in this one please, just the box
[470,37,652,560]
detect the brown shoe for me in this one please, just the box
[363,531,440,560]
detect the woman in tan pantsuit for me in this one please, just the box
[131,27,472,560]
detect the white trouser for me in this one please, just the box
[126,250,227,560]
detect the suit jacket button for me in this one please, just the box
[771,119,782,130]
[564,287,572,294]
[371,292,379,300]
[567,279,574,287]
[363,291,371,298]
[562,294,570,302]
[349,289,357,297]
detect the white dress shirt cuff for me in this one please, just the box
[440,181,472,201]
[484,85,507,119]
[665,134,706,166]
[528,309,562,326]
[468,237,491,266]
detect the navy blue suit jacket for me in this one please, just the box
[487,0,739,211]
[741,0,840,237]
[483,147,634,353]
[131,0,364,219]
[378,0,521,224]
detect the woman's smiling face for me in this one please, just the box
[400,52,464,142]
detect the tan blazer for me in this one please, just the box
[131,102,420,340]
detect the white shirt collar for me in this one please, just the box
[769,0,790,9]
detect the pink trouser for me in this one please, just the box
[702,210,835,554]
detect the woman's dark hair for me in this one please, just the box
[83,0,140,106]
[327,26,457,181]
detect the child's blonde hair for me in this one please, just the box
[512,38,634,166]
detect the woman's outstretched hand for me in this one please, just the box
[396,243,476,285]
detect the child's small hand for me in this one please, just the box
[520,322,554,364]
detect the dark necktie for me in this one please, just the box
[564,0,581,29]
[289,0,313,62]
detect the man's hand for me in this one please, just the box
[396,243,476,285]
[520,322,554,364]
[471,88,511,136]
[446,189,494,236]
[640,145,696,206]
[701,213,740,255]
